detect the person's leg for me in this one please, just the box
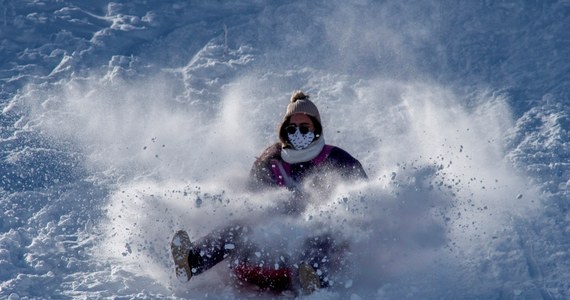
[189,224,251,274]
[172,224,251,280]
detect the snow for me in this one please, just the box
[1,0,569,299]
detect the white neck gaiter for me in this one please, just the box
[281,136,325,164]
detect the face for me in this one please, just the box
[285,113,316,150]
[289,113,315,132]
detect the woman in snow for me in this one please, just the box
[171,91,367,294]
[249,90,367,210]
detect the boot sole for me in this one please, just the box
[299,263,321,294]
[171,230,193,281]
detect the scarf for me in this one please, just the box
[281,136,325,164]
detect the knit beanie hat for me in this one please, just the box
[284,91,321,123]
[278,91,323,145]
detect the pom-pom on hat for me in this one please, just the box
[284,91,321,124]
[278,91,323,146]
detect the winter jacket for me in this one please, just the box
[249,142,367,191]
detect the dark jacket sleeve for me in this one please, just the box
[326,147,368,180]
[248,143,281,190]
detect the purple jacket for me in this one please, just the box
[249,142,367,190]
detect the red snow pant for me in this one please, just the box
[186,224,346,292]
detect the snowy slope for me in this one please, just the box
[1,0,569,299]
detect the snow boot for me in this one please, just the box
[171,230,193,281]
[298,263,321,294]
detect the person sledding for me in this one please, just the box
[171,90,367,294]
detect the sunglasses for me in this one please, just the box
[285,124,311,135]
